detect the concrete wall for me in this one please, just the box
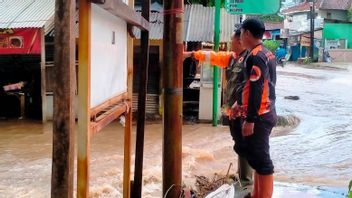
[328,49,352,62]
[318,10,348,22]
[90,4,128,108]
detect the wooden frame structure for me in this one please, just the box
[77,0,149,197]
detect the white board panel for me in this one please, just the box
[90,3,127,108]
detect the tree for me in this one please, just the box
[184,0,226,7]
[259,14,284,22]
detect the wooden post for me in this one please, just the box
[51,0,76,197]
[40,29,47,123]
[123,0,134,197]
[163,0,183,197]
[77,0,91,197]
[132,0,150,197]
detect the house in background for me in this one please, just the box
[0,0,57,121]
[264,22,284,40]
[282,0,352,61]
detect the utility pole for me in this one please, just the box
[163,0,183,197]
[310,0,315,61]
[51,0,75,197]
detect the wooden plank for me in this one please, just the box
[92,0,149,31]
[90,92,128,118]
[90,102,130,135]
[51,0,76,197]
[123,0,134,197]
[40,29,47,123]
[77,0,91,197]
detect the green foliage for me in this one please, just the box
[348,180,352,198]
[184,0,226,7]
[263,40,280,53]
[302,57,312,64]
[259,14,284,22]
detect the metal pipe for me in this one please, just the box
[212,0,221,126]
[162,0,183,197]
[310,0,315,61]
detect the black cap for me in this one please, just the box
[241,18,266,39]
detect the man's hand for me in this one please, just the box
[183,51,193,60]
[229,102,241,120]
[242,121,254,137]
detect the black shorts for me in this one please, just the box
[229,117,247,157]
[230,110,277,175]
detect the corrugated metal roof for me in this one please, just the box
[183,4,192,42]
[47,11,79,37]
[2,1,239,42]
[133,11,163,40]
[186,4,240,42]
[320,0,352,10]
[186,5,214,42]
[134,4,240,42]
[219,7,239,43]
[0,0,55,32]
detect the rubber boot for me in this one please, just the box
[238,157,253,187]
[251,172,259,198]
[257,174,273,198]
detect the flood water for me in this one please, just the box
[0,64,351,197]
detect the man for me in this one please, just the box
[240,18,277,198]
[183,29,253,189]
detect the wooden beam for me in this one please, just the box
[51,0,76,197]
[123,0,134,197]
[90,92,128,118]
[40,29,47,123]
[77,0,91,197]
[90,102,130,135]
[132,0,150,197]
[92,0,149,31]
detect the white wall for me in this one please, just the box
[284,12,324,32]
[90,4,127,108]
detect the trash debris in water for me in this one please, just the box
[194,163,236,197]
[284,95,300,100]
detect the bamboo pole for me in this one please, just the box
[123,0,134,197]
[51,0,76,197]
[77,0,91,197]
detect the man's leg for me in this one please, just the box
[246,111,277,198]
[229,118,253,186]
[238,156,253,186]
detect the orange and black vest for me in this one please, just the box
[225,50,249,106]
[242,44,276,122]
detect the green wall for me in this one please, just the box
[323,23,352,48]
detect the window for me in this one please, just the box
[327,12,332,19]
